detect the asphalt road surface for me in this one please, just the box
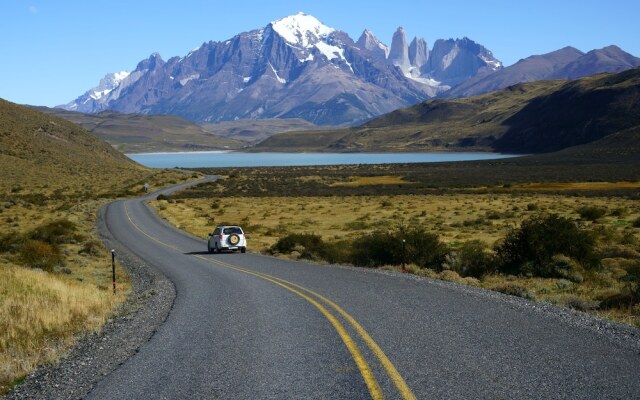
[89,178,640,399]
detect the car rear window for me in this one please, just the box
[223,227,243,234]
[213,227,221,235]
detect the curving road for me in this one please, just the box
[89,177,640,399]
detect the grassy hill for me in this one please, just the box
[200,118,324,143]
[0,100,160,195]
[33,107,245,153]
[257,68,640,154]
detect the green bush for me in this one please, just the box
[351,226,446,269]
[577,206,607,221]
[269,233,347,262]
[495,214,599,278]
[620,262,640,304]
[0,232,24,253]
[454,240,496,278]
[271,233,323,254]
[351,232,396,267]
[633,216,640,228]
[19,240,64,272]
[28,219,77,245]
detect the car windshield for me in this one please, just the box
[223,227,243,234]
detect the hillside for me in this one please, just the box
[495,68,640,152]
[200,118,325,143]
[33,107,244,153]
[0,99,150,194]
[256,68,640,154]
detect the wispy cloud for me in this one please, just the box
[28,5,38,14]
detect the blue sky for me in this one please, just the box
[2,0,639,107]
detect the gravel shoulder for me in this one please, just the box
[3,204,176,400]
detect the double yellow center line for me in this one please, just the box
[122,201,416,400]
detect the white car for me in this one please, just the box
[208,225,247,253]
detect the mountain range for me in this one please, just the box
[61,12,639,127]
[447,45,640,98]
[61,13,501,125]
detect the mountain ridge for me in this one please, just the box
[61,13,501,125]
[445,45,640,98]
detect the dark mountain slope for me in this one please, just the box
[257,68,640,155]
[495,68,640,153]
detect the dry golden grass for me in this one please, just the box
[0,260,127,391]
[153,191,640,327]
[0,197,134,393]
[155,193,640,251]
[329,176,412,187]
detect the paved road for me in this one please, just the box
[89,178,640,399]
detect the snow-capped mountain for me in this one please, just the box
[61,12,501,125]
[66,71,132,112]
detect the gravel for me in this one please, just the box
[3,204,176,400]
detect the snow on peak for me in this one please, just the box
[271,12,334,48]
[113,71,130,81]
[88,71,130,100]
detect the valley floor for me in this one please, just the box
[152,166,640,329]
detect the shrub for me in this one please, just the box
[79,240,103,257]
[493,283,536,301]
[269,233,348,262]
[28,219,77,245]
[0,232,24,253]
[453,240,496,278]
[620,262,640,304]
[633,217,640,228]
[156,194,170,201]
[351,226,446,269]
[495,214,599,278]
[19,240,64,272]
[526,203,539,211]
[351,232,395,267]
[577,206,607,221]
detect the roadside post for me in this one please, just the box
[401,239,406,272]
[111,249,116,294]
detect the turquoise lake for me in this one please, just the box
[127,151,519,168]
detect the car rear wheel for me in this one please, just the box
[240,247,246,254]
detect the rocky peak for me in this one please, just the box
[388,27,410,73]
[135,52,165,72]
[269,12,334,48]
[356,29,389,60]
[409,37,429,69]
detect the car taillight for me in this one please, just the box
[218,235,224,240]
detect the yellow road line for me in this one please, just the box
[122,201,384,399]
[211,258,417,400]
